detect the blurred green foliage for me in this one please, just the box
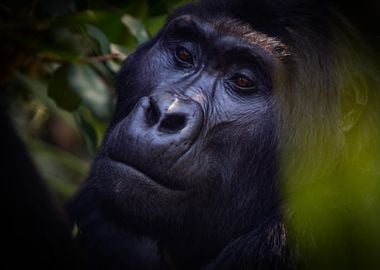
[0,0,189,201]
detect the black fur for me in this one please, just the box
[68,1,379,269]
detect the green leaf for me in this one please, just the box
[48,63,113,120]
[121,14,149,44]
[48,65,81,111]
[27,139,90,199]
[75,110,98,155]
[144,15,167,36]
[74,106,107,155]
[72,64,113,120]
[85,24,110,54]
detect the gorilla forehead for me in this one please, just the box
[167,14,290,59]
[211,18,290,57]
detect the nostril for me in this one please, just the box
[159,114,187,133]
[145,98,161,126]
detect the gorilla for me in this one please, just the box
[69,0,379,269]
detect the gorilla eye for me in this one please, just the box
[231,74,256,90]
[175,47,193,65]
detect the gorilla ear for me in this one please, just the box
[341,72,368,131]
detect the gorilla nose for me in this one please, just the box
[109,92,203,177]
[144,94,201,136]
[108,92,204,160]
[112,92,204,162]
[159,113,187,133]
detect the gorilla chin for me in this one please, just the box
[90,156,193,229]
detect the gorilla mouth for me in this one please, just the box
[107,157,185,192]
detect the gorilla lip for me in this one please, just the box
[107,157,186,192]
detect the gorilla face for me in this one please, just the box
[70,1,380,269]
[89,13,284,245]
